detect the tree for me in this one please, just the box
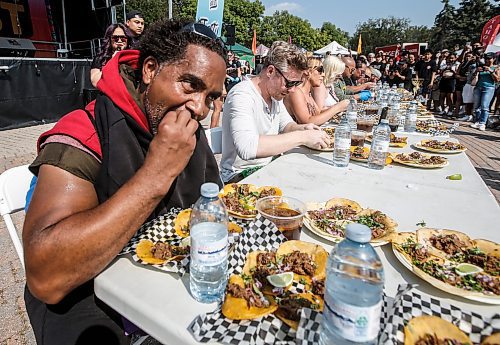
[429,0,457,51]
[258,11,325,51]
[349,17,412,54]
[123,0,167,24]
[405,25,433,44]
[223,0,265,47]
[453,0,498,45]
[319,22,349,47]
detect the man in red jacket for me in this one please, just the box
[22,19,226,344]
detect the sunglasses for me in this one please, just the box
[313,65,324,73]
[111,35,128,43]
[274,65,303,89]
[178,23,224,49]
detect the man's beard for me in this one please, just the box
[144,85,167,135]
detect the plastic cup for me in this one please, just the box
[256,196,306,240]
[351,130,366,147]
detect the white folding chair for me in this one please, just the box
[205,127,223,154]
[0,165,34,270]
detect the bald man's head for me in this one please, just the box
[341,56,355,78]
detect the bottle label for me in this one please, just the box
[191,232,228,266]
[324,296,382,342]
[335,138,351,150]
[373,141,389,152]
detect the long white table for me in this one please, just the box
[95,133,500,344]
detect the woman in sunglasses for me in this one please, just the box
[90,23,132,87]
[284,57,349,125]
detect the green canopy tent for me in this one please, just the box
[222,38,255,68]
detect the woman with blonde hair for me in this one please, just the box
[284,57,349,125]
[312,55,346,110]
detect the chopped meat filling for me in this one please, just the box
[312,279,325,297]
[430,234,465,255]
[151,242,172,260]
[307,206,358,221]
[226,283,269,308]
[282,251,316,276]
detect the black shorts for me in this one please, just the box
[439,78,455,93]
[25,283,130,345]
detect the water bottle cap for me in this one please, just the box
[200,182,220,198]
[380,119,389,124]
[346,223,372,243]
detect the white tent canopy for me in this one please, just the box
[314,41,357,55]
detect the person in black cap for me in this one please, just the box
[125,10,145,48]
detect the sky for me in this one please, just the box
[260,0,475,35]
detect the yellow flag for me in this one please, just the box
[357,34,362,54]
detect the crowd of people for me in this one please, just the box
[345,45,499,131]
[20,14,499,344]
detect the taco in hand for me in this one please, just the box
[222,275,278,320]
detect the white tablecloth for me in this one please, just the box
[95,132,499,344]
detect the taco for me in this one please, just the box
[174,209,191,237]
[242,251,280,293]
[135,239,189,265]
[403,315,472,345]
[274,292,323,330]
[416,228,473,258]
[276,240,328,280]
[392,232,432,265]
[354,208,397,241]
[222,275,278,320]
[448,239,500,277]
[174,208,242,238]
[324,198,363,212]
[220,183,282,218]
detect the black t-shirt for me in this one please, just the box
[370,61,385,71]
[416,60,437,81]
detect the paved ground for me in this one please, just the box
[0,117,497,345]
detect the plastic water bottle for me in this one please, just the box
[319,224,384,345]
[346,99,358,130]
[404,100,418,133]
[333,116,351,167]
[189,182,229,303]
[367,119,391,170]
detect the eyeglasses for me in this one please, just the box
[313,65,324,73]
[111,35,128,43]
[274,65,302,89]
[178,22,224,49]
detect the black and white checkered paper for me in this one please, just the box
[295,293,391,345]
[118,208,248,275]
[190,214,298,344]
[379,284,500,345]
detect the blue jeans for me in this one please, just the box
[473,85,495,124]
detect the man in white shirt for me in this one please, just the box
[221,41,330,183]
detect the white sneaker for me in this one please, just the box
[470,122,480,128]
[458,115,470,121]
[478,124,486,131]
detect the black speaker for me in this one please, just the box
[0,37,36,57]
[225,25,236,46]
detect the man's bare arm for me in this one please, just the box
[23,110,198,304]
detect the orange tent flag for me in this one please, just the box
[357,34,362,54]
[252,29,257,55]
